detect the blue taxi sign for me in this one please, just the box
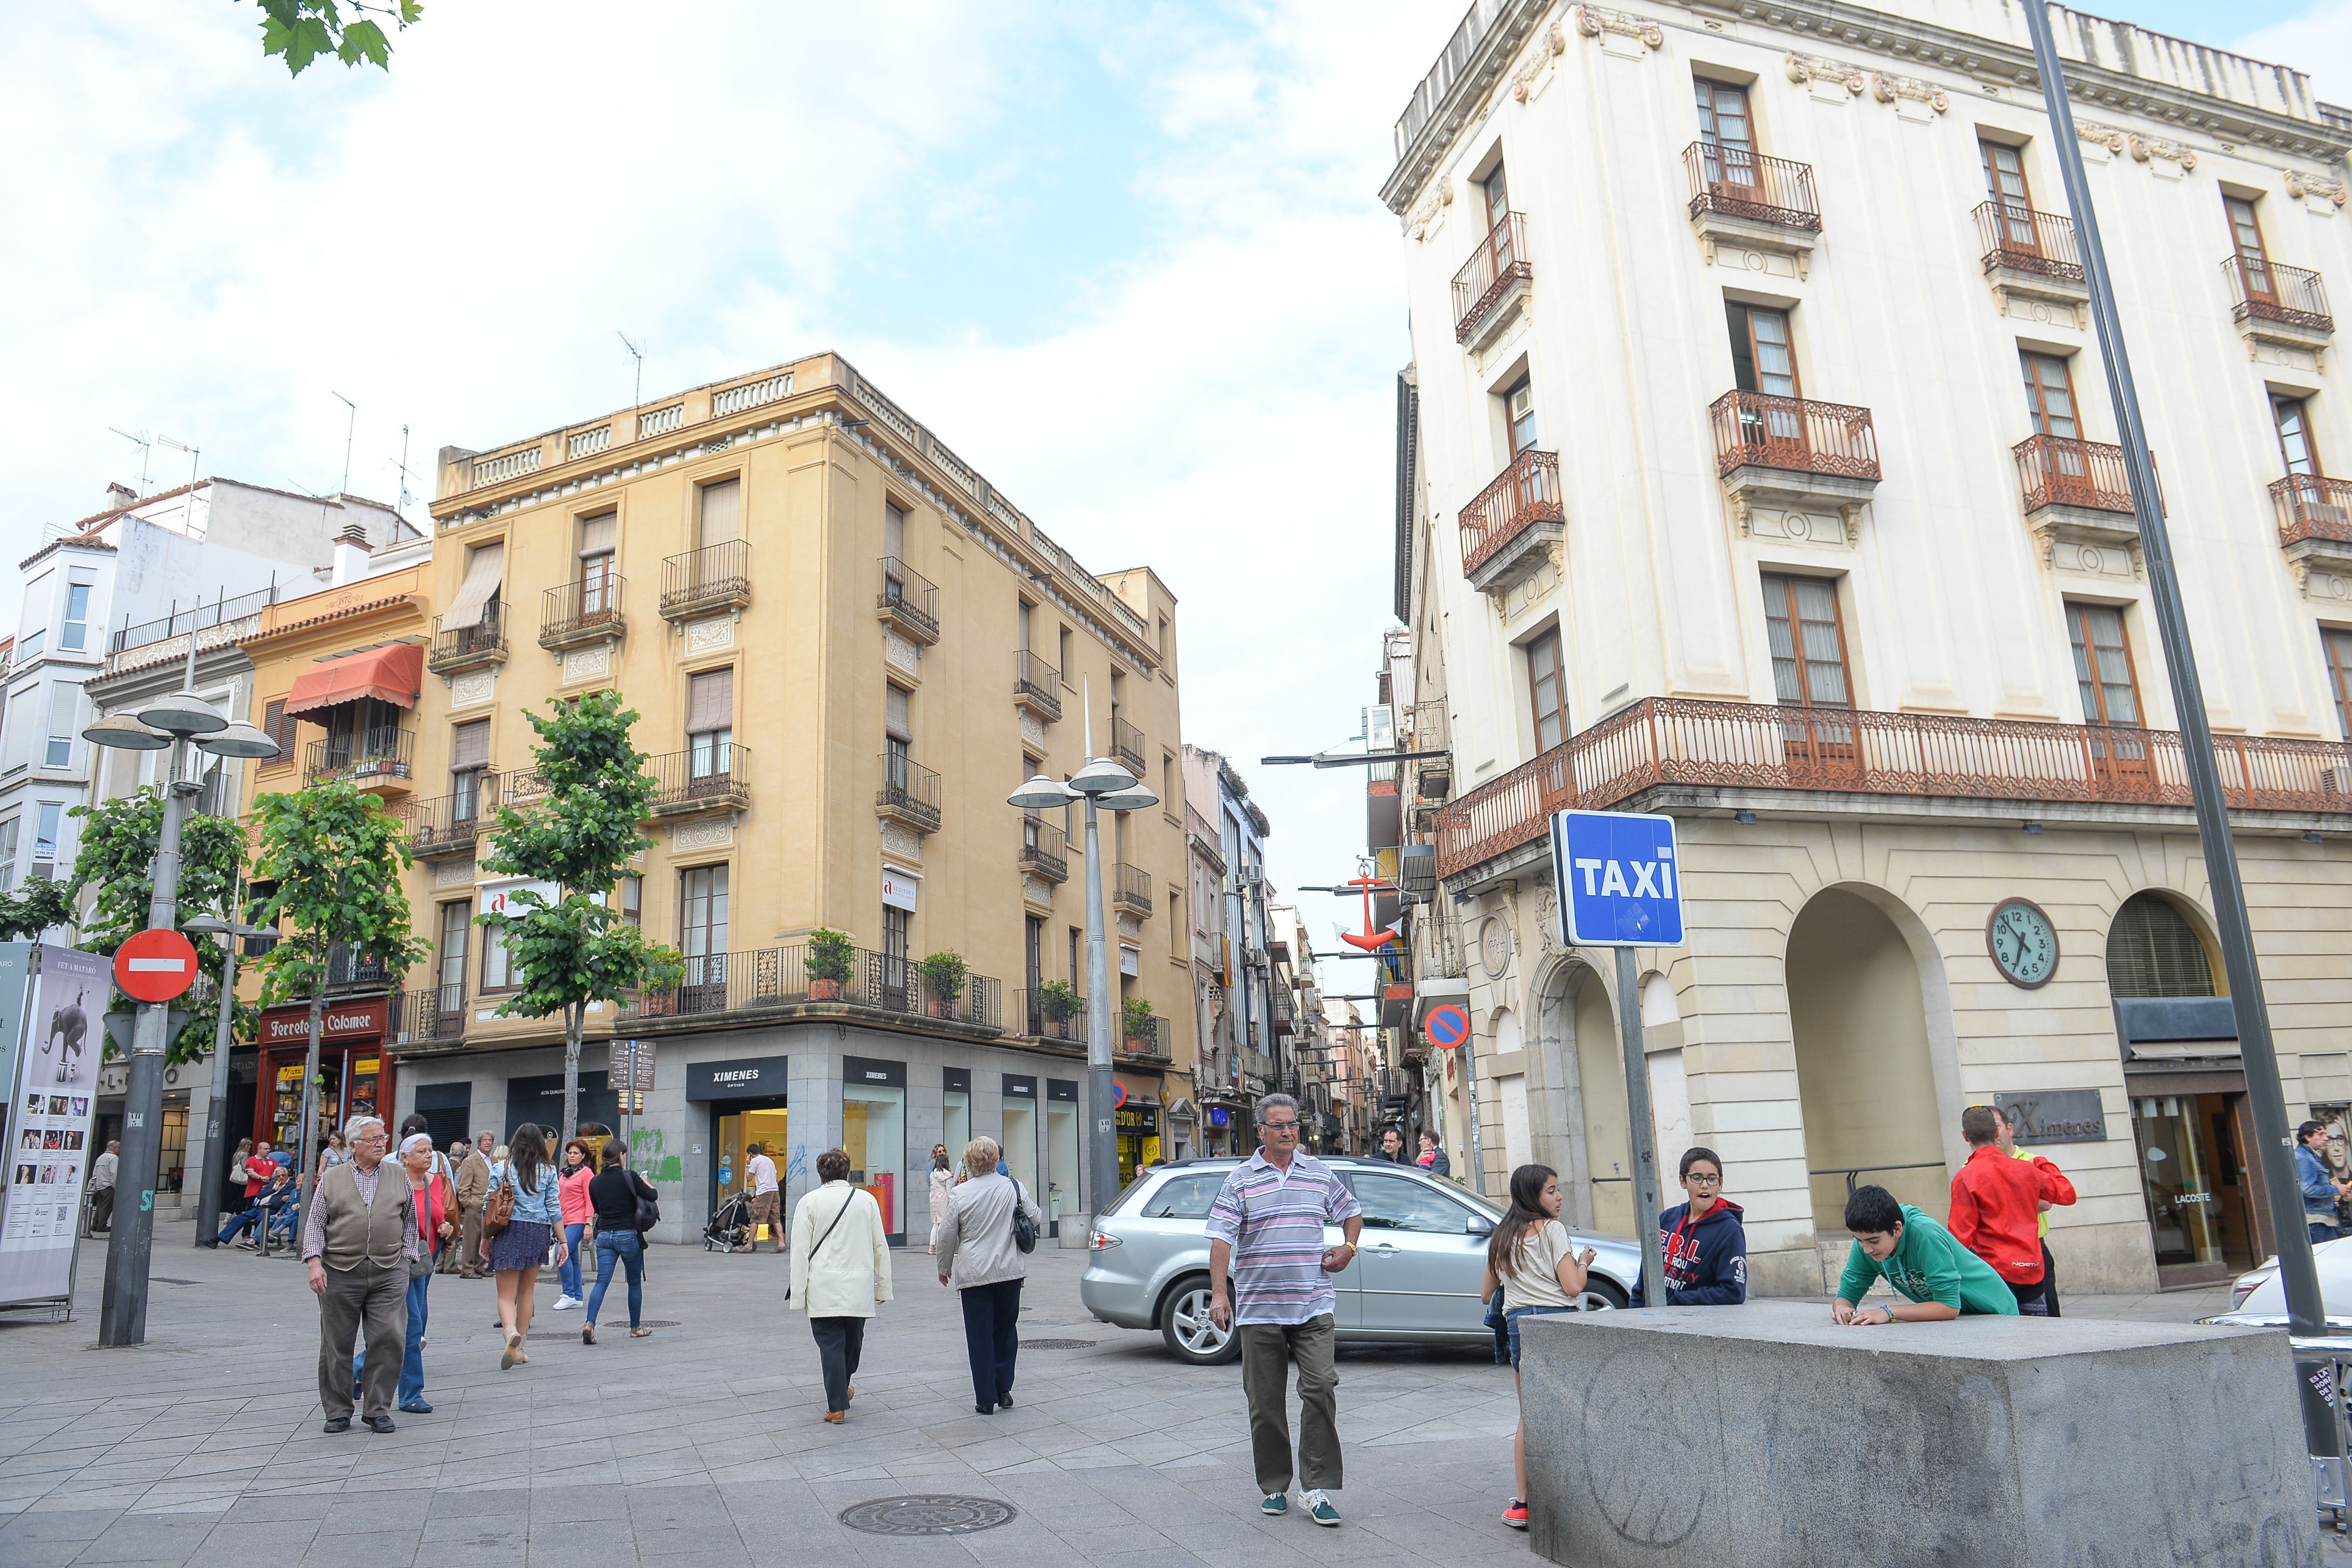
[1549,809,1685,948]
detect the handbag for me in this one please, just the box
[631,1172,661,1233]
[482,1166,516,1238]
[1010,1180,1037,1254]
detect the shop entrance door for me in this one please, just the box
[712,1099,789,1241]
[2130,1089,2258,1287]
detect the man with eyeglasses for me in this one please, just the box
[1205,1093,1363,1527]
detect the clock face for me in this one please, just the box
[1987,898,2059,989]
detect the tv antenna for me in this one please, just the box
[618,332,645,410]
[107,427,154,495]
[330,391,356,495]
[153,434,201,490]
[389,423,416,521]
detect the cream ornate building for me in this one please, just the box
[1387,0,2352,1291]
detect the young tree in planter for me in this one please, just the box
[250,781,430,1183]
[0,878,72,944]
[68,791,256,1064]
[477,691,681,1146]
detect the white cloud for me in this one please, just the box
[2234,0,2352,106]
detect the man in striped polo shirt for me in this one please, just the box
[1207,1094,1363,1526]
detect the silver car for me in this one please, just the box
[1079,1156,1641,1365]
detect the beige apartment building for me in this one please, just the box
[384,354,1189,1243]
[1387,0,2352,1292]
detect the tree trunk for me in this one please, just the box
[298,986,325,1203]
[561,1000,582,1149]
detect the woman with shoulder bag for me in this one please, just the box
[352,1133,457,1414]
[224,1139,251,1227]
[792,1148,892,1423]
[932,1136,1044,1416]
[484,1123,566,1369]
[583,1142,658,1344]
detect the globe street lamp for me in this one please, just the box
[82,601,280,1346]
[1008,760,1157,1228]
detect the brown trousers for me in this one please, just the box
[457,1207,484,1275]
[749,1190,785,1252]
[317,1258,408,1422]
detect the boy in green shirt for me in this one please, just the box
[1831,1184,2020,1325]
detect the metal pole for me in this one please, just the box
[1614,947,1665,1310]
[1459,1012,1487,1197]
[2022,1,2338,1459]
[97,751,194,1345]
[192,870,244,1248]
[1082,795,1117,1224]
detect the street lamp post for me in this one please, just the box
[82,605,279,1345]
[1010,760,1157,1229]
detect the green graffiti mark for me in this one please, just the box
[656,1155,683,1183]
[630,1126,665,1158]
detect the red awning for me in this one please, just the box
[282,643,423,718]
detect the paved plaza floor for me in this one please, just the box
[0,1224,2324,1567]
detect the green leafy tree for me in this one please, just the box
[254,0,423,77]
[0,879,72,943]
[479,691,681,1145]
[250,782,429,1171]
[65,790,255,1066]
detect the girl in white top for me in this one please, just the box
[1477,1163,1597,1534]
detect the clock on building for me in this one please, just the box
[1986,898,2059,989]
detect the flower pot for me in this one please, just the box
[1125,1037,1150,1054]
[927,999,953,1019]
[810,979,843,1002]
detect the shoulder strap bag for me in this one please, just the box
[1010,1179,1038,1254]
[482,1164,517,1237]
[631,1172,661,1234]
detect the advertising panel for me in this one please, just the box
[0,945,108,1307]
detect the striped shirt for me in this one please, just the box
[1206,1152,1361,1326]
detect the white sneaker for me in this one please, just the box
[551,1295,580,1310]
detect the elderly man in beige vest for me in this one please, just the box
[303,1114,418,1434]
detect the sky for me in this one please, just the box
[2,0,2346,968]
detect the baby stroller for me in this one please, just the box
[704,1190,754,1253]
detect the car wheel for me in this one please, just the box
[1160,1277,1241,1366]
[1577,1278,1628,1312]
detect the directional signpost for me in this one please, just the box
[1550,809,1686,1309]
[609,1039,654,1148]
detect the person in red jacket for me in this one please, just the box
[1949,1105,2076,1315]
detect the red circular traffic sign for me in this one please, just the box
[1112,1083,1129,1109]
[115,928,200,1004]
[1425,1004,1471,1050]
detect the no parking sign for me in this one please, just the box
[1424,1005,1470,1051]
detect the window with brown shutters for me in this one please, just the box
[1525,630,1568,751]
[697,478,740,550]
[260,699,294,765]
[2323,629,2352,741]
[2064,602,2141,727]
[687,668,733,779]
[450,719,489,772]
[2106,894,2214,997]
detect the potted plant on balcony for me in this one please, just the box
[806,927,854,1001]
[1037,978,1080,1039]
[920,951,968,1020]
[1123,997,1156,1054]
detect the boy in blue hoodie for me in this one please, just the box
[1630,1146,1748,1306]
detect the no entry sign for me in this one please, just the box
[114,929,199,1004]
[1424,1004,1471,1050]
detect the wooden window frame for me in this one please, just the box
[2323,629,2352,743]
[2064,601,2146,728]
[479,917,516,995]
[436,900,470,1002]
[1694,77,1761,199]
[2020,350,2080,440]
[1761,572,1854,710]
[2224,194,2275,303]
[1481,163,1509,230]
[2276,396,2322,480]
[1525,628,1569,753]
[1726,303,1800,400]
[1980,139,2038,252]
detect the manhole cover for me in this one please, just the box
[150,1278,199,1286]
[1018,1338,1094,1350]
[840,1496,1016,1536]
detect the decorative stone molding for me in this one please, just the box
[560,643,612,684]
[879,819,924,863]
[1784,52,1866,97]
[1019,712,1046,750]
[2127,133,2197,173]
[2286,170,2349,208]
[1022,874,1055,909]
[1510,22,1566,99]
[2076,120,2129,159]
[669,816,736,852]
[2042,539,2141,581]
[683,615,734,655]
[1117,914,1143,942]
[450,667,495,708]
[1870,72,1948,115]
[1735,499,1861,547]
[2299,566,2352,605]
[1407,177,1452,241]
[434,859,476,888]
[884,631,922,676]
[1569,7,1659,48]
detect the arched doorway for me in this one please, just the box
[1532,962,1621,1229]
[1787,888,1947,1237]
[2111,891,2259,1285]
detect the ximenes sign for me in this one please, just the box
[687,1055,790,1102]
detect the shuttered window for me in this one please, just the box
[2106,895,2214,998]
[697,479,740,549]
[1762,573,1851,708]
[885,501,906,562]
[578,512,617,558]
[261,699,293,763]
[886,683,911,742]
[687,668,733,735]
[450,719,490,771]
[2065,603,2141,727]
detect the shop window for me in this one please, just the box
[842,1060,906,1236]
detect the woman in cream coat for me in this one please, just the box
[790,1147,892,1424]
[927,1145,954,1255]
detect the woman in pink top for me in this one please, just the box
[554,1138,595,1310]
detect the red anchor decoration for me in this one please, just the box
[1338,873,1400,952]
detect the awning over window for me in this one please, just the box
[442,542,505,631]
[282,643,424,719]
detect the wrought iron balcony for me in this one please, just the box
[393,985,467,1046]
[1710,392,1882,488]
[1113,862,1153,917]
[410,777,497,858]
[2223,255,2333,337]
[2274,474,2352,551]
[877,558,940,646]
[1117,1015,1170,1062]
[305,727,414,788]
[645,745,750,816]
[1459,448,1563,596]
[324,944,391,992]
[1015,650,1062,722]
[1973,201,2085,286]
[428,603,507,675]
[540,577,626,650]
[1111,716,1147,778]
[2013,434,2146,525]
[1020,817,1069,883]
[1452,210,1531,348]
[1684,144,1821,232]
[877,753,942,833]
[660,540,752,621]
[625,945,1001,1030]
[1020,988,1088,1043]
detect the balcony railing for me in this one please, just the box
[1111,717,1147,777]
[2223,256,2333,335]
[626,945,1001,1029]
[306,727,414,786]
[2014,434,2139,517]
[1118,1016,1171,1062]
[410,777,497,858]
[2273,475,2352,548]
[1972,202,2084,284]
[878,753,943,832]
[504,767,548,805]
[1015,650,1062,722]
[325,944,391,991]
[392,985,467,1045]
[878,558,940,644]
[1710,392,1881,483]
[1020,817,1069,883]
[1113,862,1153,916]
[1452,210,1531,344]
[645,745,750,815]
[1020,989,1088,1043]
[1432,696,2352,879]
[1459,449,1563,580]
[110,584,277,656]
[428,603,507,673]
[1683,144,1821,231]
[660,540,752,619]
[540,577,625,647]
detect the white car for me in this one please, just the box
[2211,1234,2352,1324]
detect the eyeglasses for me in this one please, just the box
[1261,1121,1300,1135]
[355,1132,388,1145]
[1685,1171,1722,1185]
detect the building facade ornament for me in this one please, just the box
[2127,132,2198,171]
[2285,169,2349,207]
[878,819,924,863]
[1019,712,1046,750]
[668,816,736,852]
[1783,52,1867,95]
[434,859,476,888]
[884,630,922,675]
[2075,119,2130,157]
[560,643,612,684]
[1570,7,1661,50]
[449,667,496,708]
[1870,72,1949,114]
[683,615,734,655]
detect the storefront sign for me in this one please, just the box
[504,1071,617,1139]
[1003,1074,1036,1100]
[1117,1104,1160,1136]
[686,1054,790,1102]
[480,879,560,920]
[258,998,387,1048]
[1047,1079,1078,1102]
[881,867,918,912]
[843,1055,906,1089]
[1994,1089,2109,1146]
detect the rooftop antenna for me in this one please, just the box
[330,391,356,495]
[153,434,201,489]
[389,424,416,522]
[107,427,154,495]
[617,332,645,409]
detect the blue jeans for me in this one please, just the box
[586,1230,642,1328]
[560,1223,586,1298]
[352,1266,431,1408]
[1505,1305,1576,1370]
[2313,1220,2341,1246]
[216,1206,265,1244]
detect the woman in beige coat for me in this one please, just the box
[927,1145,954,1254]
[790,1148,892,1423]
[933,1135,1044,1416]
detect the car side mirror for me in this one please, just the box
[1466,1215,1493,1237]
